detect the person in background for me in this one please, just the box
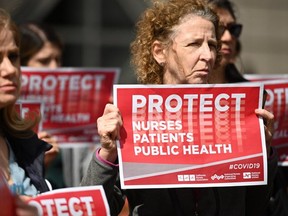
[207,0,248,84]
[81,0,277,215]
[208,1,288,215]
[0,7,51,197]
[19,22,66,189]
[19,22,62,68]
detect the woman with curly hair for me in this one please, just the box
[81,0,276,215]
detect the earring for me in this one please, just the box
[160,62,165,66]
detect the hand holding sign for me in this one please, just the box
[254,108,274,156]
[38,131,59,167]
[97,103,123,163]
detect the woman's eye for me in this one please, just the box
[187,42,200,47]
[39,58,51,65]
[209,43,217,50]
[9,53,19,62]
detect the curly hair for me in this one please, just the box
[130,0,222,84]
[0,8,38,138]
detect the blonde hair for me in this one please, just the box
[130,0,222,84]
[0,9,38,138]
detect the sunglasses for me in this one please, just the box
[220,23,242,38]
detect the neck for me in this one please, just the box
[209,65,228,84]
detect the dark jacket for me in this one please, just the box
[6,132,52,193]
[81,148,278,216]
[225,63,248,83]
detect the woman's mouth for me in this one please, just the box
[221,48,231,55]
[0,83,17,92]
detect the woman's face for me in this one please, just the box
[217,8,238,66]
[0,30,21,109]
[161,15,217,84]
[27,41,62,68]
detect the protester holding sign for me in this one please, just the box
[81,0,277,215]
[19,22,66,190]
[0,7,51,198]
[19,22,121,188]
[19,22,63,167]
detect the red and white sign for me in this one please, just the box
[28,186,110,216]
[114,83,267,188]
[20,67,120,147]
[245,74,288,165]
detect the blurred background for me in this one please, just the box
[1,0,288,84]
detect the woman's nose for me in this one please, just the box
[48,59,59,69]
[0,57,17,77]
[221,29,233,42]
[200,44,213,61]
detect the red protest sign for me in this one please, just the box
[0,171,15,216]
[245,76,288,165]
[114,83,267,188]
[263,80,288,147]
[28,186,110,216]
[20,67,120,147]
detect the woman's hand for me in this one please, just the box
[97,104,123,163]
[38,131,59,168]
[255,108,274,156]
